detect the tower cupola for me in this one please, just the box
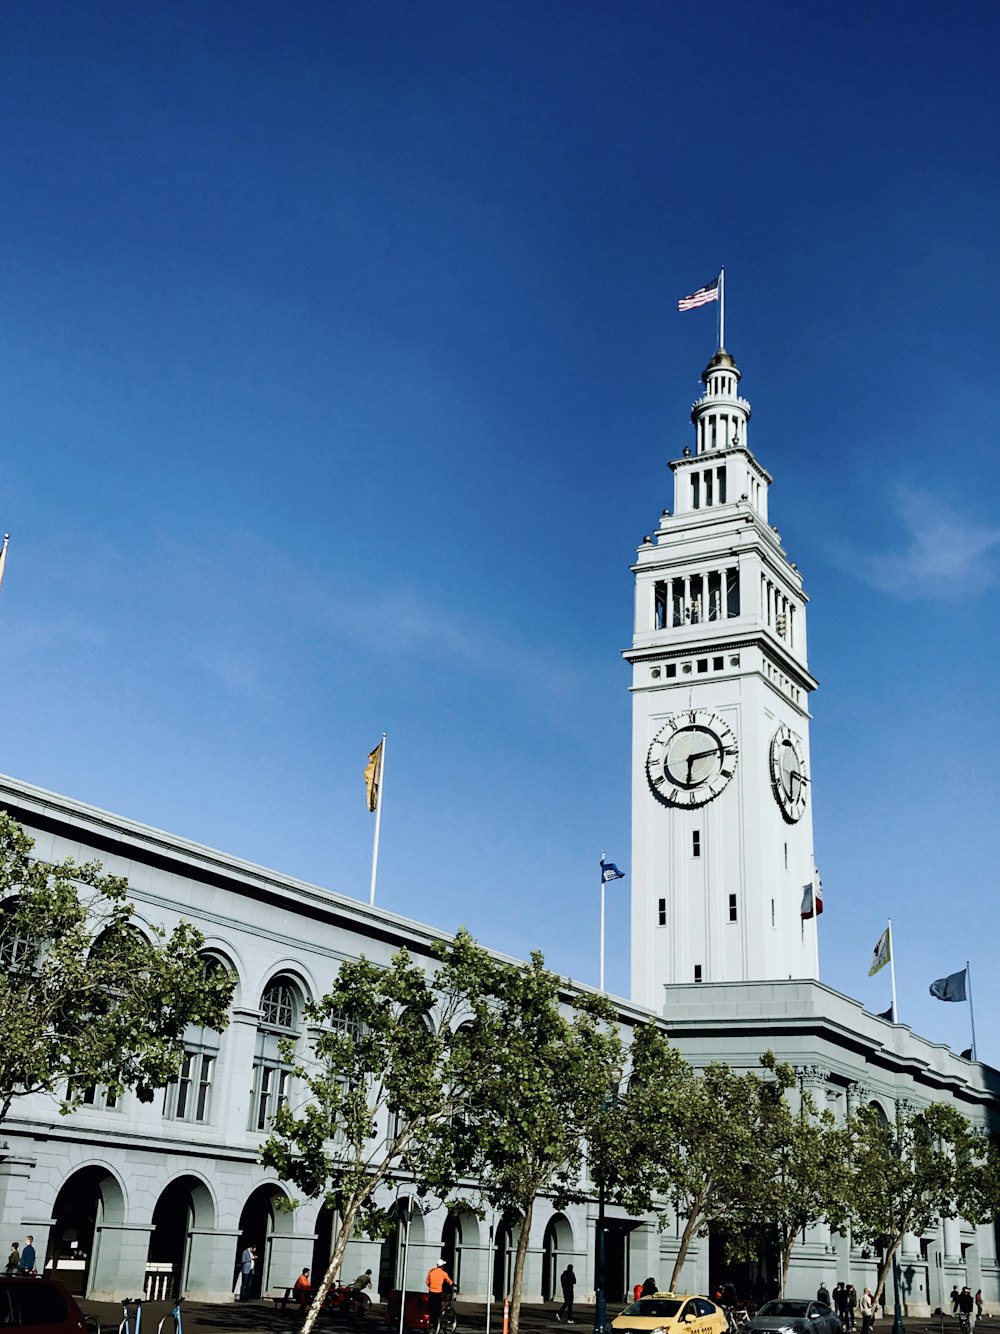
[690,348,752,455]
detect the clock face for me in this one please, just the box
[770,724,808,822]
[646,709,738,808]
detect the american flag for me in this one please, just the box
[678,276,720,311]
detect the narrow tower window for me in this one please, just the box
[654,582,668,630]
[691,473,701,509]
[692,831,701,858]
[657,898,666,927]
[728,894,738,922]
[694,965,703,983]
[727,567,740,617]
[717,466,727,503]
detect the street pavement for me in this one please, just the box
[76,1296,977,1334]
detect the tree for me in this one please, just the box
[608,1027,793,1293]
[847,1100,1000,1306]
[261,946,479,1334]
[436,931,623,1334]
[747,1055,851,1295]
[0,811,234,1127]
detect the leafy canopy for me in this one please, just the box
[0,811,234,1126]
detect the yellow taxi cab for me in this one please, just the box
[612,1292,730,1334]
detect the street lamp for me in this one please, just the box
[593,1066,623,1334]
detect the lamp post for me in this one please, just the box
[593,1066,622,1334]
[891,1252,905,1334]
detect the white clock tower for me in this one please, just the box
[626,347,820,1009]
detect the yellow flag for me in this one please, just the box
[364,742,383,813]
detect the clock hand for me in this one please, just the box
[787,770,811,785]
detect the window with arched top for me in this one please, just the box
[164,952,234,1126]
[250,975,304,1132]
[0,897,32,971]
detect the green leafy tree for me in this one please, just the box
[0,811,234,1127]
[436,931,623,1334]
[847,1101,1000,1306]
[608,1027,793,1293]
[262,946,481,1334]
[743,1055,851,1295]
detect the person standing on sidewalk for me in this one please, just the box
[556,1264,576,1323]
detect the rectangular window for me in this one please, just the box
[717,467,727,504]
[704,469,713,506]
[713,656,723,670]
[665,664,677,678]
[657,898,666,927]
[729,894,738,922]
[727,567,740,617]
[694,965,702,983]
[692,831,701,858]
[784,843,788,870]
[672,585,684,627]
[691,473,701,509]
[697,658,708,673]
[654,582,668,630]
[251,1064,291,1132]
[167,1051,215,1123]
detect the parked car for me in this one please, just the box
[0,1276,91,1333]
[612,1292,729,1334]
[746,1299,842,1334]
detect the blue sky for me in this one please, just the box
[1,1,998,1059]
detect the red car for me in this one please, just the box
[0,1277,90,1334]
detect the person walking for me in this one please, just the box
[239,1244,256,1301]
[846,1285,858,1331]
[818,1283,831,1307]
[953,1289,962,1315]
[19,1237,36,1275]
[5,1244,19,1275]
[426,1258,452,1334]
[860,1287,875,1334]
[556,1264,576,1323]
[833,1284,846,1323]
[959,1286,975,1332]
[976,1291,984,1321]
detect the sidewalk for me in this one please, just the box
[76,1298,971,1334]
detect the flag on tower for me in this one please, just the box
[678,276,720,311]
[800,868,823,919]
[601,859,625,884]
[868,926,891,977]
[930,968,967,1002]
[364,741,383,813]
[0,534,9,591]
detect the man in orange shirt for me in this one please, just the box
[426,1259,452,1333]
[293,1268,312,1306]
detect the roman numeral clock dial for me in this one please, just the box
[770,724,808,822]
[646,709,739,808]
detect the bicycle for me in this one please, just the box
[432,1286,459,1334]
[958,1314,971,1334]
[118,1298,143,1334]
[157,1298,182,1334]
[726,1307,751,1334]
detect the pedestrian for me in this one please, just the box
[5,1243,19,1274]
[642,1278,658,1298]
[953,1289,962,1315]
[959,1287,975,1330]
[294,1268,312,1306]
[722,1283,738,1309]
[861,1287,874,1334]
[239,1244,256,1301]
[976,1292,984,1320]
[833,1284,845,1322]
[426,1258,452,1334]
[19,1237,36,1275]
[556,1263,576,1323]
[846,1285,858,1331]
[818,1283,831,1307]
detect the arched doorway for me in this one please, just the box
[378,1198,426,1298]
[542,1214,573,1302]
[237,1184,293,1300]
[441,1215,462,1287]
[493,1215,518,1302]
[147,1176,215,1299]
[48,1166,126,1296]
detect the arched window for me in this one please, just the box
[164,952,234,1126]
[250,975,303,1132]
[0,897,32,970]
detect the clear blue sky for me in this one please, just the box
[1,1,998,1059]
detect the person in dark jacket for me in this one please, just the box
[556,1265,576,1323]
[641,1279,658,1298]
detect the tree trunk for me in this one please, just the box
[780,1234,795,1298]
[873,1234,903,1312]
[669,1201,705,1293]
[300,1198,360,1334]
[508,1198,534,1334]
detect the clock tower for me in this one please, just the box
[626,347,820,1009]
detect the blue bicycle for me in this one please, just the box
[118,1298,142,1334]
[156,1298,182,1334]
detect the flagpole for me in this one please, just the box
[966,960,977,1061]
[888,919,898,1022]
[718,267,725,349]
[369,732,386,907]
[599,849,606,993]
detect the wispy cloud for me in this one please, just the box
[848,488,1000,597]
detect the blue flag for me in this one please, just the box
[600,860,625,884]
[930,969,967,1002]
